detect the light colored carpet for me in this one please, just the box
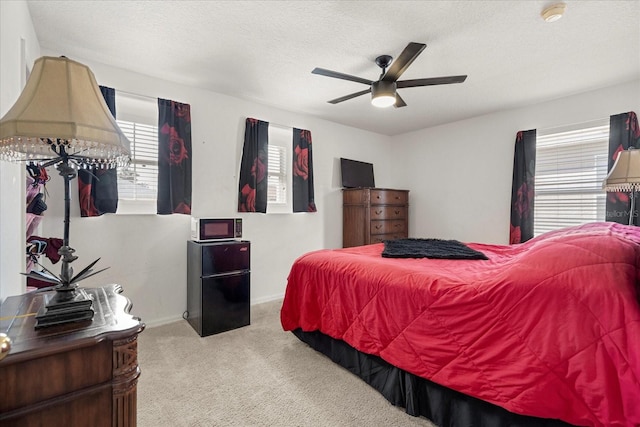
[137,299,436,427]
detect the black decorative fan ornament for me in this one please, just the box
[312,42,467,108]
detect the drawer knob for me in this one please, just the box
[375,210,383,215]
[375,225,382,229]
[394,210,400,215]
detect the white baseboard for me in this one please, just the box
[143,294,284,330]
[251,293,284,306]
[143,315,185,329]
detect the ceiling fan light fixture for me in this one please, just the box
[371,81,397,108]
[541,3,566,22]
[313,42,467,109]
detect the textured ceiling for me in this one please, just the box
[26,1,640,136]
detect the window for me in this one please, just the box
[116,120,158,200]
[115,92,158,214]
[266,126,293,213]
[268,144,286,204]
[534,121,609,236]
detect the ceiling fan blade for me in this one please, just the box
[397,75,468,88]
[394,93,407,108]
[312,68,373,86]
[328,88,372,104]
[381,42,426,82]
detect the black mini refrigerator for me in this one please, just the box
[187,240,250,336]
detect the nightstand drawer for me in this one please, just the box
[370,190,408,205]
[370,206,406,220]
[371,220,406,235]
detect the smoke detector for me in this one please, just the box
[541,3,567,22]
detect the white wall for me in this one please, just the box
[0,0,40,301]
[392,79,640,244]
[37,55,395,326]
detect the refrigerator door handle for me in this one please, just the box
[202,270,250,279]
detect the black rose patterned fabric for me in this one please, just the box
[238,118,269,213]
[606,112,640,225]
[77,85,119,217]
[509,129,536,244]
[292,128,317,212]
[157,98,192,214]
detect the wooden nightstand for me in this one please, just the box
[0,284,144,427]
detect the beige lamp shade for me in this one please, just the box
[603,148,640,192]
[0,56,130,167]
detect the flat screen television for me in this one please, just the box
[340,158,375,188]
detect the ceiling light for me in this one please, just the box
[541,3,566,22]
[371,81,396,108]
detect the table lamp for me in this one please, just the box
[0,56,130,328]
[603,147,640,226]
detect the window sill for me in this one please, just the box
[267,203,291,214]
[116,199,156,215]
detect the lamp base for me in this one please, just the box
[35,288,94,329]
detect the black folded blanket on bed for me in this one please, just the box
[382,238,488,260]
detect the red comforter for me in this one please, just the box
[281,222,640,426]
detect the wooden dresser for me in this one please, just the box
[343,188,409,247]
[0,284,144,427]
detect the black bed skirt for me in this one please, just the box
[292,329,576,427]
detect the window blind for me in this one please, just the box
[268,144,286,204]
[117,120,158,200]
[534,123,609,236]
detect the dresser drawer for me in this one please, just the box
[371,233,407,244]
[371,220,406,235]
[370,206,406,220]
[370,190,408,205]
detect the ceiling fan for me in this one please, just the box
[312,42,467,108]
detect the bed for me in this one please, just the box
[280,222,640,427]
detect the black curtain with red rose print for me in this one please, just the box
[292,128,317,212]
[238,118,269,213]
[77,86,119,217]
[157,98,192,215]
[606,111,640,225]
[509,129,536,244]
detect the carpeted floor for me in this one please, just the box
[137,299,436,427]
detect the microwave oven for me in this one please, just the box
[191,218,242,242]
